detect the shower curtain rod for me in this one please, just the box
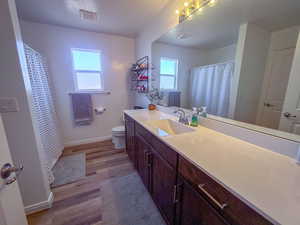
[194,60,235,69]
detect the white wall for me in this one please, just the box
[151,42,207,108]
[206,44,237,65]
[0,0,51,210]
[269,26,300,51]
[20,21,136,146]
[233,23,271,124]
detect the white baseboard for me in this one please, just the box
[64,135,112,147]
[25,191,54,215]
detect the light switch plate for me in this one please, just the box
[0,97,20,113]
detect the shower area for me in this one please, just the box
[24,45,63,184]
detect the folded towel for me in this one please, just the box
[70,93,93,126]
[168,92,181,107]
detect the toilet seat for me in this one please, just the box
[112,126,125,136]
[112,126,125,133]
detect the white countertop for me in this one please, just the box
[124,109,300,225]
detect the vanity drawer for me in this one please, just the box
[178,156,273,225]
[135,122,152,141]
[151,136,178,168]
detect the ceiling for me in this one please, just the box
[15,0,171,38]
[157,0,300,49]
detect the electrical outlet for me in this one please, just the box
[0,97,20,113]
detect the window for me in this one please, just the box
[71,49,102,91]
[160,57,178,90]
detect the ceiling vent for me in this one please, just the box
[79,9,98,21]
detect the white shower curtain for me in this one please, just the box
[190,61,234,117]
[24,45,63,184]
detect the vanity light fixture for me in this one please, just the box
[176,0,218,23]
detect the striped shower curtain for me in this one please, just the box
[24,44,63,184]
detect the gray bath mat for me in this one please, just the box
[51,153,86,187]
[100,172,166,225]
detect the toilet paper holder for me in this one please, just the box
[94,107,106,114]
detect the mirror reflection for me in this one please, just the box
[151,0,300,138]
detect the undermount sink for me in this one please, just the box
[146,119,195,136]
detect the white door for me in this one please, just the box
[279,37,300,134]
[0,115,28,225]
[257,48,295,129]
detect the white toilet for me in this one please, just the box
[112,126,125,149]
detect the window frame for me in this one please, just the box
[71,48,103,92]
[159,57,179,90]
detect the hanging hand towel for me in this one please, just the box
[71,93,93,126]
[168,91,181,107]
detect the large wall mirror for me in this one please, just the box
[151,0,300,142]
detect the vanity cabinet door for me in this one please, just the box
[125,115,136,167]
[150,148,177,225]
[176,177,229,225]
[135,134,151,191]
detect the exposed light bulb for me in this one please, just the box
[184,2,189,7]
[209,0,217,7]
[175,9,179,14]
[195,0,200,9]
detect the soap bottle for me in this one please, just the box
[190,107,199,127]
[201,106,207,118]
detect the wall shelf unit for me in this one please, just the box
[130,56,150,93]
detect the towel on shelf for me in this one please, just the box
[70,93,93,126]
[168,91,181,107]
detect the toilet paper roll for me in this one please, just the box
[94,107,106,114]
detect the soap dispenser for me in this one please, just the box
[201,106,207,118]
[190,107,199,127]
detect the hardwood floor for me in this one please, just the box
[27,140,134,225]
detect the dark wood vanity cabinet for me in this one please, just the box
[124,114,136,167]
[135,134,151,191]
[176,177,229,225]
[178,157,273,225]
[124,114,273,225]
[135,122,177,225]
[151,148,177,225]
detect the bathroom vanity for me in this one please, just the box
[124,109,300,225]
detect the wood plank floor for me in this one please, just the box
[27,140,134,225]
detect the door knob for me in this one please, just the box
[1,163,23,185]
[283,112,297,118]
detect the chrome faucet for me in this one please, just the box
[174,109,189,125]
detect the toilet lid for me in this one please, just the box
[112,126,125,133]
